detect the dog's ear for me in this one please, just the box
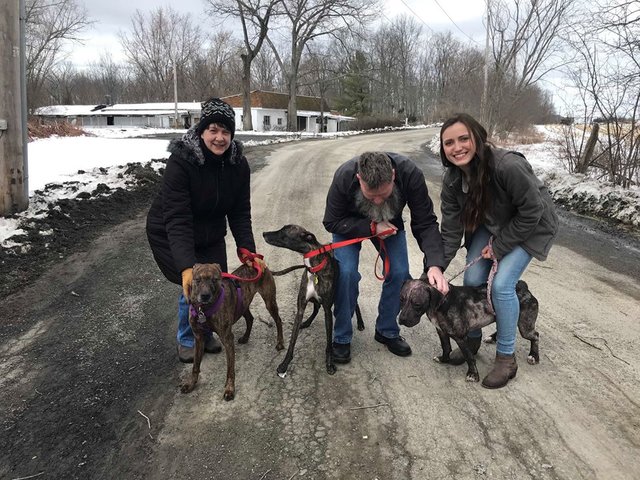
[303,232,317,243]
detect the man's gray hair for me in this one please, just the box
[357,152,393,189]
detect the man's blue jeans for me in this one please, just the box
[463,225,532,355]
[332,230,411,344]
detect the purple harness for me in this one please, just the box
[189,282,244,327]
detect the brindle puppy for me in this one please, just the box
[399,278,540,382]
[180,263,285,400]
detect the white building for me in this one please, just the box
[34,91,355,132]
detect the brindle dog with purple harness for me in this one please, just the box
[398,278,540,382]
[180,263,285,400]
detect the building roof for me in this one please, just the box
[35,103,202,116]
[222,90,330,112]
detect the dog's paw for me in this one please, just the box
[276,363,288,378]
[275,341,285,351]
[326,363,337,375]
[466,372,480,382]
[527,355,539,365]
[223,390,235,401]
[300,320,312,329]
[434,355,449,364]
[238,335,249,344]
[484,333,497,344]
[180,381,195,394]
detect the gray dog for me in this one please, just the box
[399,279,540,382]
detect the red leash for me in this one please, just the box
[302,228,396,280]
[220,248,264,282]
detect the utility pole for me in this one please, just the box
[0,0,28,215]
[481,0,491,128]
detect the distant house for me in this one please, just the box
[34,91,355,132]
[222,90,354,133]
[34,103,202,129]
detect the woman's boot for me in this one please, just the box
[481,353,517,389]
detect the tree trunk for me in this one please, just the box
[241,54,253,131]
[287,76,297,132]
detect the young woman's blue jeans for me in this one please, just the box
[463,225,532,355]
[332,230,411,344]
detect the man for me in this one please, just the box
[323,151,449,362]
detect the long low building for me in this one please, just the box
[34,91,355,133]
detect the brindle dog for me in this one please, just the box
[399,278,540,382]
[180,263,285,400]
[263,224,364,377]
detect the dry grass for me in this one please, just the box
[498,125,546,146]
[28,119,87,141]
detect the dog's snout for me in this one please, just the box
[198,292,213,303]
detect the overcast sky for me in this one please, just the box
[68,0,486,67]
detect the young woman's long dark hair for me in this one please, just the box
[439,113,493,231]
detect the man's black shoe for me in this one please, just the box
[374,331,412,357]
[331,342,351,364]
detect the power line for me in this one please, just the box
[430,0,481,45]
[397,0,436,35]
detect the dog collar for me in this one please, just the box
[189,287,226,321]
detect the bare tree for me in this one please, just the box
[562,0,640,187]
[206,0,281,130]
[184,31,242,100]
[487,0,577,133]
[267,0,380,130]
[120,7,204,102]
[24,0,91,109]
[253,48,284,91]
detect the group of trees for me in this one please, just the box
[24,0,639,186]
[26,0,558,131]
[559,0,639,187]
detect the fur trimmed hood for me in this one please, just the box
[167,125,244,166]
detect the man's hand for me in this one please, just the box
[181,267,193,299]
[426,266,449,294]
[375,220,397,239]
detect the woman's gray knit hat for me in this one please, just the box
[197,97,236,138]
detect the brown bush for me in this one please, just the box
[28,119,88,141]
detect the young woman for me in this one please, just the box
[146,97,264,363]
[439,113,558,388]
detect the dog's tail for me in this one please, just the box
[271,264,306,276]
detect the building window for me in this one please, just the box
[263,115,271,126]
[277,117,282,126]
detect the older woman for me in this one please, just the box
[439,113,558,388]
[146,97,262,363]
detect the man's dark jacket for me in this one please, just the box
[323,152,445,271]
[146,131,255,285]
